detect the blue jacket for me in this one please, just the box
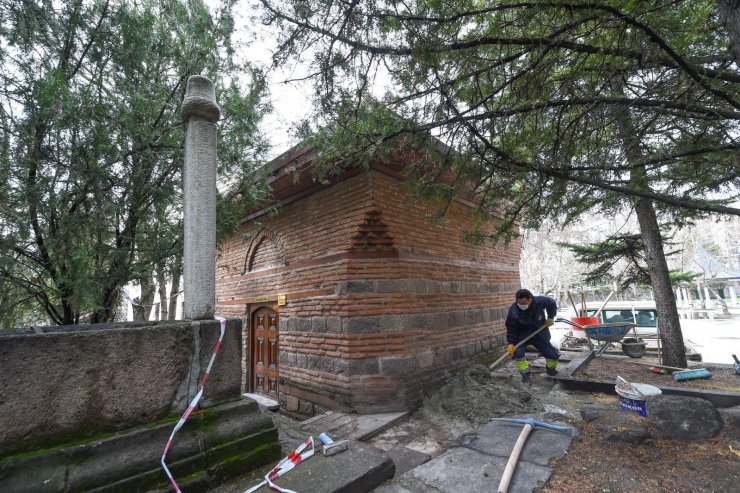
[505,295,557,344]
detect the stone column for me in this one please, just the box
[729,285,737,306]
[182,76,220,320]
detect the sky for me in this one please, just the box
[230,2,315,158]
[228,1,395,159]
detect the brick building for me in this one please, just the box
[215,145,522,414]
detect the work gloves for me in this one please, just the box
[506,344,515,355]
[544,319,554,327]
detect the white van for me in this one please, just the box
[587,303,658,336]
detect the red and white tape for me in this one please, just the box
[244,436,315,493]
[161,316,227,492]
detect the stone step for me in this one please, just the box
[243,392,279,411]
[299,411,409,441]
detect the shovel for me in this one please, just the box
[489,324,548,370]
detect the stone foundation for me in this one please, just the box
[277,331,506,415]
[0,320,280,492]
[0,399,278,493]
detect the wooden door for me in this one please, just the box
[251,306,279,397]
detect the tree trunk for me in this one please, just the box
[157,261,168,321]
[91,287,118,323]
[719,0,740,66]
[61,297,75,325]
[634,199,688,367]
[167,254,182,320]
[613,78,688,368]
[133,275,156,321]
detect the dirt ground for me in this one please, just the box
[540,417,739,492]
[542,354,740,492]
[574,354,740,393]
[367,357,740,492]
[217,351,739,493]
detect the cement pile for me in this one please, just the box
[369,362,606,457]
[419,364,544,436]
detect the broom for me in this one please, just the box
[673,367,713,382]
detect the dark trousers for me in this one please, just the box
[513,335,560,361]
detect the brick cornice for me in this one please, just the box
[241,161,487,223]
[218,250,400,282]
[217,248,516,288]
[219,287,336,306]
[399,252,519,272]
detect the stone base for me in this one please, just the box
[0,398,280,493]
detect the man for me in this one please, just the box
[505,288,560,385]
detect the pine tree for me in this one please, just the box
[0,0,269,325]
[258,0,740,367]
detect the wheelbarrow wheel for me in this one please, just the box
[621,337,647,358]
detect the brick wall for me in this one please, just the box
[216,168,521,413]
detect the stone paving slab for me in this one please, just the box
[384,445,431,477]
[456,420,577,466]
[373,484,415,493]
[373,415,576,493]
[403,447,551,493]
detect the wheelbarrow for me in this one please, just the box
[557,318,640,357]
